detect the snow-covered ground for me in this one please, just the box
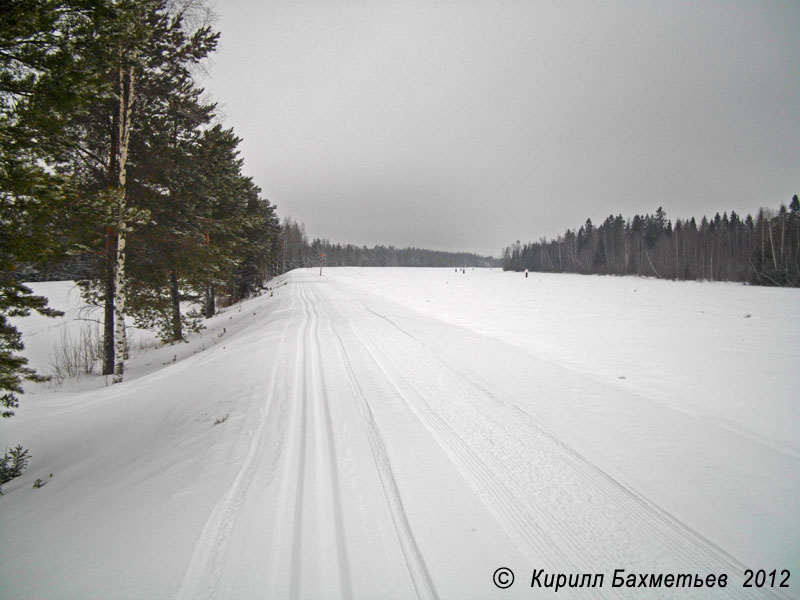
[1,268,797,599]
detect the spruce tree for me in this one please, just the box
[0,0,103,415]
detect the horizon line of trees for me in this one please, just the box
[502,198,800,287]
[2,0,282,417]
[278,219,500,270]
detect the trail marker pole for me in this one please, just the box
[319,253,325,276]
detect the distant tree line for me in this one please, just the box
[2,0,281,415]
[278,219,500,270]
[502,198,800,287]
[314,241,499,268]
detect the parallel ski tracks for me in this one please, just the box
[268,280,352,599]
[177,290,299,600]
[310,284,768,599]
[290,281,352,598]
[180,276,785,599]
[319,303,440,600]
[178,280,353,600]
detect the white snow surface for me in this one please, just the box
[1,268,798,599]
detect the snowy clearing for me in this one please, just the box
[1,268,798,599]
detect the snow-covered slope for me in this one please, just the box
[1,269,797,599]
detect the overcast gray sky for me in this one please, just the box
[202,1,799,257]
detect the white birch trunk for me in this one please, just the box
[768,219,778,271]
[112,57,135,384]
[113,220,127,383]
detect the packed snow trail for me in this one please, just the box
[3,271,795,599]
[177,272,779,599]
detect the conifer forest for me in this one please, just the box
[502,201,800,286]
[1,0,281,410]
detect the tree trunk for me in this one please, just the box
[111,57,135,384]
[102,228,115,375]
[645,250,661,278]
[170,270,182,342]
[768,219,778,271]
[674,232,680,280]
[709,245,714,281]
[204,283,215,319]
[103,65,119,377]
[700,248,705,279]
[113,225,126,382]
[780,212,785,270]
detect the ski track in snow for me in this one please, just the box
[315,280,787,599]
[284,281,352,599]
[178,280,355,599]
[324,300,439,600]
[176,289,299,599]
[175,272,790,599]
[341,305,742,595]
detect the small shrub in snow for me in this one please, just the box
[135,336,159,355]
[1,445,31,493]
[49,323,103,383]
[214,414,229,426]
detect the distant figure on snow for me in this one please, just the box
[525,269,528,278]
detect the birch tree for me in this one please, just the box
[65,0,218,380]
[111,36,136,382]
